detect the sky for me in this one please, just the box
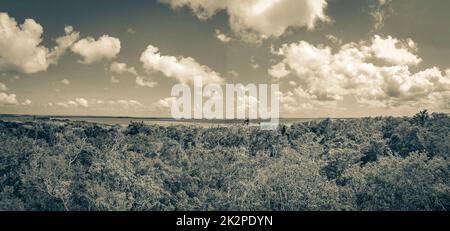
[0,0,450,118]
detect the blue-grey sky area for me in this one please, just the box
[0,0,449,117]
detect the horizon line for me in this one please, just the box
[1,112,445,120]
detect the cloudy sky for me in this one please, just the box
[0,0,449,118]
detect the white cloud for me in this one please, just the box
[71,35,121,64]
[0,82,8,91]
[127,28,136,34]
[109,61,157,87]
[370,0,393,31]
[111,76,120,83]
[0,13,47,74]
[228,70,239,77]
[325,34,342,45]
[0,13,79,74]
[155,96,176,109]
[110,61,138,75]
[371,35,421,66]
[75,98,89,107]
[250,55,259,69]
[268,62,290,78]
[140,45,224,84]
[117,100,143,108]
[215,29,232,43]
[21,99,31,106]
[56,98,89,108]
[159,0,228,20]
[0,92,18,105]
[270,35,450,112]
[160,0,329,42]
[61,79,71,85]
[136,76,157,88]
[107,99,144,109]
[47,26,80,65]
[56,101,77,108]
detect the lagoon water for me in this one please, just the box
[0,115,320,127]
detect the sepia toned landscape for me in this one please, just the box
[1,0,450,212]
[0,111,449,211]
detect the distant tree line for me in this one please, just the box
[0,110,449,211]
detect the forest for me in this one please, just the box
[0,110,449,211]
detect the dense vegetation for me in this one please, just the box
[0,111,449,211]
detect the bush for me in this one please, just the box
[0,111,448,211]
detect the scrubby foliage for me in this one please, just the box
[0,111,449,211]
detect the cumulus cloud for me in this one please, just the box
[250,55,259,69]
[268,62,290,78]
[111,76,120,84]
[0,81,26,106]
[0,82,8,91]
[107,99,144,109]
[109,61,156,87]
[159,0,228,20]
[136,76,157,88]
[61,79,71,85]
[75,98,89,107]
[155,96,176,109]
[47,26,80,65]
[215,29,232,43]
[0,13,47,74]
[325,34,342,45]
[371,35,421,65]
[228,70,239,77]
[127,28,136,34]
[270,35,450,112]
[117,100,143,108]
[21,99,31,106]
[370,0,393,31]
[0,13,79,74]
[56,101,77,108]
[140,45,224,84]
[56,98,89,108]
[0,92,18,105]
[109,61,138,75]
[160,0,329,42]
[71,35,121,64]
